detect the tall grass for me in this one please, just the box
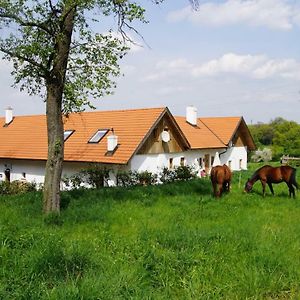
[0,164,300,299]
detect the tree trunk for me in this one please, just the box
[43,83,64,213]
[43,6,76,214]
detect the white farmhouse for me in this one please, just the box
[175,106,255,175]
[0,106,255,185]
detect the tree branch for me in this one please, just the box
[0,46,48,77]
[0,12,53,35]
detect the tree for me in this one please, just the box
[0,0,159,214]
[1,1,199,214]
[249,118,300,161]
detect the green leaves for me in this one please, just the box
[0,0,148,112]
[249,118,300,160]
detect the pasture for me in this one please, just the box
[0,164,300,299]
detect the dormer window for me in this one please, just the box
[64,130,74,141]
[88,129,109,143]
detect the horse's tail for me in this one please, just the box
[291,168,299,190]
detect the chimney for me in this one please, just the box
[107,128,118,152]
[5,106,13,125]
[186,106,197,126]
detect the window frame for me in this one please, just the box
[88,129,109,144]
[64,130,75,142]
[180,157,185,167]
[169,158,174,170]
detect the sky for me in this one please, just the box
[1,0,300,124]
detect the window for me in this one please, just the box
[228,160,232,169]
[88,129,108,143]
[239,159,243,169]
[180,157,185,167]
[169,158,173,169]
[22,172,26,179]
[211,156,214,166]
[198,157,203,168]
[64,130,74,141]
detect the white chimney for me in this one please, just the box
[186,106,197,126]
[107,129,118,152]
[5,106,13,125]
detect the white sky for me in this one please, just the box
[1,0,300,124]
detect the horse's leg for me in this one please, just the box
[212,182,217,197]
[217,183,222,197]
[261,180,267,197]
[288,183,295,198]
[267,182,274,196]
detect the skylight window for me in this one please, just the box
[64,130,74,141]
[88,129,108,143]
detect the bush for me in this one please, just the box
[116,170,137,187]
[62,173,85,190]
[116,170,157,187]
[251,148,272,162]
[158,167,177,184]
[0,180,37,195]
[174,165,197,181]
[62,165,110,190]
[159,166,196,183]
[136,171,157,186]
[81,165,110,188]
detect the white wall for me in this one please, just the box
[0,145,248,187]
[129,145,248,175]
[0,159,46,184]
[0,159,127,187]
[218,146,248,170]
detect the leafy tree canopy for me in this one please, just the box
[0,0,151,112]
[249,118,300,160]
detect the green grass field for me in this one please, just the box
[1,164,300,299]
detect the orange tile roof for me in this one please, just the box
[200,116,242,145]
[174,116,242,149]
[0,107,166,164]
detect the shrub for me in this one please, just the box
[136,171,157,186]
[116,170,157,187]
[81,165,110,188]
[0,181,10,195]
[116,170,137,187]
[158,167,176,184]
[159,166,196,184]
[0,180,37,195]
[251,148,272,162]
[62,165,110,190]
[174,165,197,181]
[62,173,85,190]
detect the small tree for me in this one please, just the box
[251,148,272,163]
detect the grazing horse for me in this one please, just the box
[210,164,232,197]
[244,165,299,198]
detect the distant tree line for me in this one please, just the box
[249,117,300,161]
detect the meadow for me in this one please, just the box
[1,164,300,299]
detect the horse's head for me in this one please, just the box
[244,179,253,193]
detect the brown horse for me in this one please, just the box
[210,164,232,197]
[244,165,299,198]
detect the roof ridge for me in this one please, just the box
[199,116,242,119]
[2,107,167,118]
[174,115,242,119]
